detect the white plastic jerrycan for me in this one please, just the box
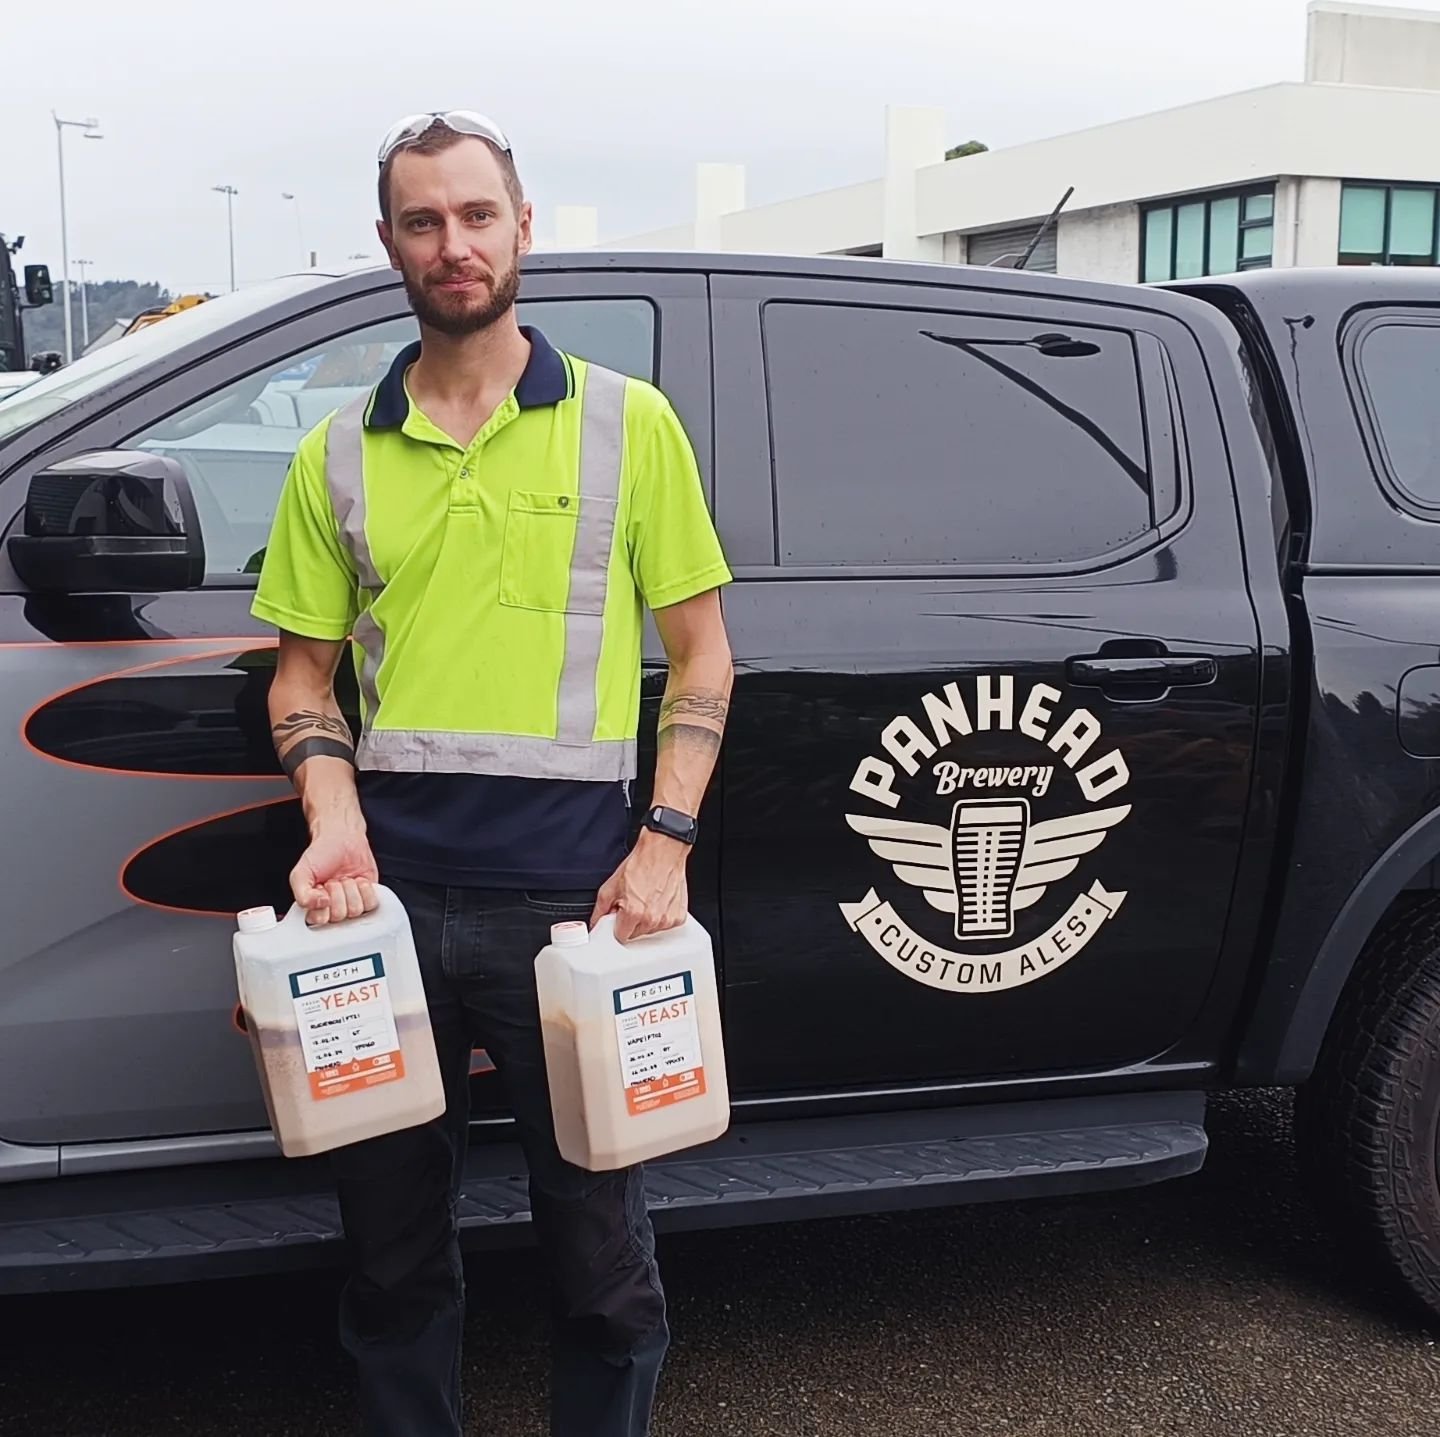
[535,911,730,1172]
[233,885,445,1159]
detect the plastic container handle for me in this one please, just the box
[592,910,689,943]
[283,884,390,930]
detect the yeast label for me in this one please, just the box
[290,953,406,1100]
[840,675,1132,995]
[613,971,707,1115]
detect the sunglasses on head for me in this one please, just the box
[377,110,512,166]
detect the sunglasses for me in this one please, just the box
[376,110,513,166]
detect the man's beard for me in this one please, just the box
[403,251,521,337]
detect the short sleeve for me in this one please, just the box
[251,423,358,640]
[626,396,732,610]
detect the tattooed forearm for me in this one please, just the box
[272,709,354,750]
[280,736,356,778]
[658,689,730,729]
[658,722,722,757]
[271,710,355,782]
[657,689,728,761]
[650,682,728,816]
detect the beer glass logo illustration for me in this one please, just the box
[848,799,1128,944]
[839,674,1133,995]
[952,799,1029,940]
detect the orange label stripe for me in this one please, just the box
[626,1066,707,1116]
[308,1049,406,1101]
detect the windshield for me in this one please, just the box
[0,273,336,447]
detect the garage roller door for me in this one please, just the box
[966,223,1058,273]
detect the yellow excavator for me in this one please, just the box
[80,292,214,357]
[121,293,211,336]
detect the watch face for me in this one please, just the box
[648,806,696,841]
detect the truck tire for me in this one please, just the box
[1296,894,1440,1320]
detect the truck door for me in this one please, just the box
[0,271,712,1146]
[712,272,1261,1096]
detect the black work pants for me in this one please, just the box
[331,877,669,1437]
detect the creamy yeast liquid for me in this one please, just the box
[535,914,730,1171]
[233,888,445,1158]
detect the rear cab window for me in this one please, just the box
[758,298,1184,573]
[1344,311,1440,516]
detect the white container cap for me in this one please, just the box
[550,921,590,947]
[236,906,279,934]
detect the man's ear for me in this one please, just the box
[517,200,534,258]
[377,219,401,272]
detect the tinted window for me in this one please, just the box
[1356,321,1440,506]
[121,297,656,580]
[763,302,1153,567]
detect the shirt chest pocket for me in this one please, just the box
[499,490,618,615]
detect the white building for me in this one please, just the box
[582,1,1440,283]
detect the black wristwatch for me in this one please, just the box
[641,805,699,846]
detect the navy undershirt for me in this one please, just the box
[360,772,631,891]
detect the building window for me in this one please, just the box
[1340,184,1439,266]
[1141,187,1275,282]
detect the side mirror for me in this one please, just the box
[23,265,53,308]
[8,451,205,594]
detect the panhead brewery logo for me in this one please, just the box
[840,674,1131,994]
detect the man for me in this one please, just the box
[251,109,734,1437]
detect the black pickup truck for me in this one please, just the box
[1,252,1439,1320]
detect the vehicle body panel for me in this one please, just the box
[1,254,1437,1289]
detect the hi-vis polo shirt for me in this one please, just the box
[251,327,732,888]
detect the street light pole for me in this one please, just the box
[281,192,307,269]
[212,184,239,291]
[52,111,103,364]
[74,258,93,350]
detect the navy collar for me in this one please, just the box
[364,325,571,430]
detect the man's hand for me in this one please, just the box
[291,826,380,926]
[591,831,688,943]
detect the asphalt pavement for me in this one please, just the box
[2,1089,1438,1437]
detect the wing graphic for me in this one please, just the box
[845,813,957,914]
[1010,804,1131,912]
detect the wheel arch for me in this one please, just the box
[1266,808,1440,1084]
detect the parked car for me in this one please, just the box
[0,370,40,404]
[2,253,1440,1322]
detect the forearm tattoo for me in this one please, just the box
[280,737,356,778]
[272,709,355,779]
[272,709,353,748]
[658,723,722,757]
[658,687,729,758]
[658,689,730,727]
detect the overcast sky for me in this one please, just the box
[6,0,1316,294]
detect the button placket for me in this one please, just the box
[448,397,516,508]
[452,438,487,504]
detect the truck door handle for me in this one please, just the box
[1066,654,1217,693]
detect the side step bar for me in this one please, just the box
[0,1092,1206,1294]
